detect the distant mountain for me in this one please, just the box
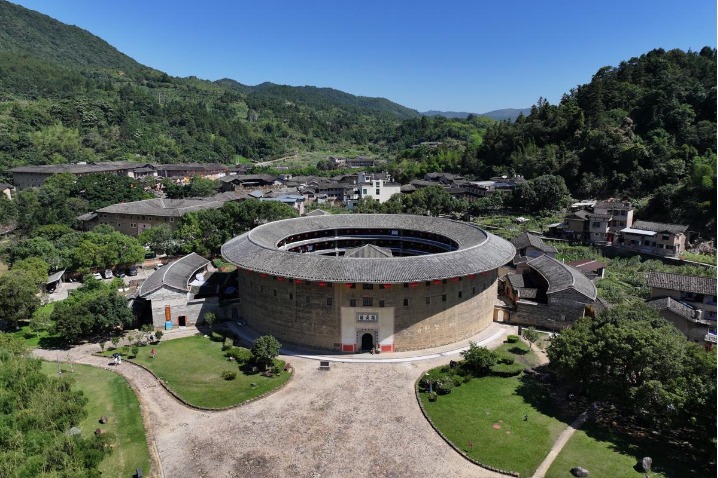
[423,108,531,122]
[216,80,420,120]
[0,0,149,76]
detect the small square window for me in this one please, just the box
[363,284,374,290]
[326,298,333,306]
[289,293,293,300]
[363,297,373,307]
[273,289,277,296]
[426,297,431,305]
[442,294,447,302]
[403,299,409,307]
[458,291,463,299]
[305,295,310,303]
[426,281,431,287]
[379,300,385,307]
[350,299,357,307]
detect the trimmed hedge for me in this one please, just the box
[506,335,520,343]
[490,363,524,377]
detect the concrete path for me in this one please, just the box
[34,325,516,478]
[531,408,592,478]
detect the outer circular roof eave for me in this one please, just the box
[221,214,515,283]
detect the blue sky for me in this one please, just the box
[11,0,717,113]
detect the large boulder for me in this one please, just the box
[641,457,652,472]
[570,467,589,477]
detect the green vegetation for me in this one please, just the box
[681,251,717,265]
[475,213,563,240]
[114,335,290,408]
[0,2,714,237]
[548,303,716,472]
[51,276,135,343]
[552,242,716,305]
[39,361,151,478]
[0,335,112,477]
[419,343,565,476]
[546,421,694,478]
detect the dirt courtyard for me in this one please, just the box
[35,325,513,478]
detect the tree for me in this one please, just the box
[203,311,217,328]
[51,282,134,342]
[512,175,571,214]
[460,341,498,376]
[12,257,50,287]
[250,335,282,370]
[0,334,111,477]
[522,326,539,350]
[0,271,42,329]
[547,305,716,446]
[137,224,174,254]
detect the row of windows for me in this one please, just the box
[242,276,484,288]
[251,286,483,307]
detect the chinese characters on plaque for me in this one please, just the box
[357,313,378,322]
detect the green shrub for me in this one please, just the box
[226,347,252,363]
[462,374,473,383]
[506,335,520,343]
[435,375,455,395]
[452,376,463,387]
[154,330,163,341]
[428,391,438,402]
[490,363,524,377]
[496,353,515,365]
[222,344,233,352]
[130,346,139,358]
[221,370,237,380]
[210,331,224,342]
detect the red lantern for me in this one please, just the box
[409,282,418,288]
[383,284,391,289]
[450,277,459,282]
[432,279,442,285]
[259,273,268,278]
[318,282,327,287]
[294,279,302,285]
[277,277,285,282]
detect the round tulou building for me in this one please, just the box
[221,214,515,352]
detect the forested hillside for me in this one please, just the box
[461,48,716,234]
[0,0,423,173]
[0,1,715,235]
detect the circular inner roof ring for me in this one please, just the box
[221,214,516,283]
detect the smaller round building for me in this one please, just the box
[221,214,515,352]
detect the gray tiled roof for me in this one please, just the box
[511,232,557,254]
[96,193,238,217]
[344,244,393,258]
[221,214,515,283]
[632,220,688,234]
[9,161,139,175]
[595,200,632,210]
[527,255,597,300]
[646,272,717,295]
[139,253,209,297]
[305,209,330,216]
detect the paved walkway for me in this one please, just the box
[531,408,592,478]
[34,325,515,478]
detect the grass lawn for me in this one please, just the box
[546,421,704,478]
[419,344,568,477]
[40,361,151,478]
[108,335,291,408]
[9,305,64,348]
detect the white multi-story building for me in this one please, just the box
[351,172,401,206]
